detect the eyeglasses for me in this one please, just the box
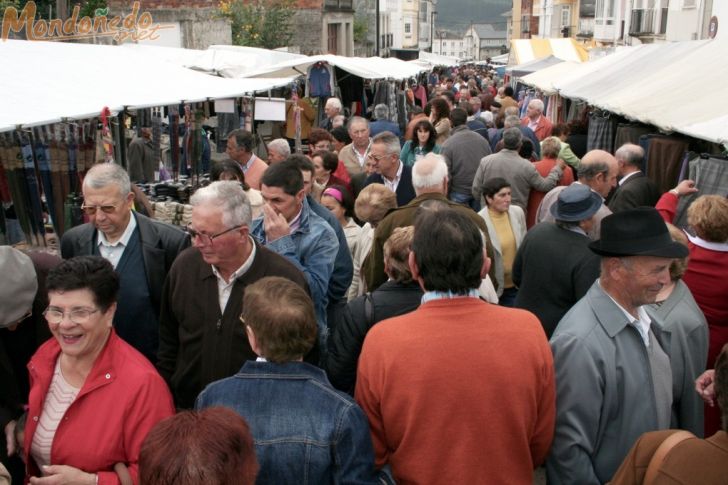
[43,307,99,325]
[81,203,119,215]
[185,224,244,245]
[367,153,388,162]
[314,143,331,150]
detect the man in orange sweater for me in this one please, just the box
[355,207,555,485]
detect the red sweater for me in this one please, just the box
[25,331,174,484]
[526,157,574,228]
[355,298,555,485]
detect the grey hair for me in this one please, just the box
[412,153,448,189]
[502,127,523,150]
[371,131,400,157]
[83,162,131,196]
[577,160,610,181]
[347,116,369,131]
[267,138,291,157]
[615,143,644,167]
[190,181,252,228]
[504,106,519,117]
[325,97,342,111]
[504,115,521,129]
[555,220,581,229]
[528,99,545,113]
[374,104,389,120]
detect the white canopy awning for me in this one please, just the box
[552,39,728,145]
[245,54,428,80]
[0,40,292,133]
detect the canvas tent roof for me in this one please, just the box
[509,38,589,65]
[412,50,461,68]
[245,54,428,80]
[120,44,305,78]
[518,61,580,95]
[518,39,727,145]
[506,55,565,78]
[0,40,292,133]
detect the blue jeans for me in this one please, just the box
[450,191,481,212]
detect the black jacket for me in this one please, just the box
[60,212,190,316]
[608,171,661,213]
[327,281,423,393]
[158,243,310,409]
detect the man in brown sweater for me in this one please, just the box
[157,181,309,409]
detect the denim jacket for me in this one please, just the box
[251,197,338,331]
[195,361,380,485]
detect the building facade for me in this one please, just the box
[106,0,231,48]
[534,0,580,38]
[463,24,508,60]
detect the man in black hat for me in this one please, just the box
[546,207,689,485]
[512,184,602,338]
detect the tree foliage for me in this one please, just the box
[219,0,295,49]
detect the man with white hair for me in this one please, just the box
[322,97,343,131]
[157,181,309,408]
[369,104,400,138]
[362,153,492,291]
[266,138,291,165]
[608,143,660,213]
[521,98,552,141]
[61,163,189,362]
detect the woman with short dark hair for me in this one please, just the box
[24,256,174,484]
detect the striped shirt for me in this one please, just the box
[30,358,80,471]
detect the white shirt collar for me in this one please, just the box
[686,232,728,252]
[97,211,137,248]
[618,170,641,186]
[212,236,257,285]
[599,279,652,347]
[383,160,403,184]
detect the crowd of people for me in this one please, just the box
[1,66,728,485]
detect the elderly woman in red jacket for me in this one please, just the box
[24,256,174,485]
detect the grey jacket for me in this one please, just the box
[440,125,492,195]
[648,279,709,437]
[547,282,672,485]
[471,149,563,210]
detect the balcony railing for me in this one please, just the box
[629,8,666,35]
[577,17,594,36]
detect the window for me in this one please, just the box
[561,5,571,27]
[443,41,447,47]
[683,0,696,7]
[405,23,411,33]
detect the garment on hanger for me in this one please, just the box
[644,136,689,194]
[587,111,618,153]
[674,154,728,227]
[307,62,334,98]
[614,123,653,149]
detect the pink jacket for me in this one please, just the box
[24,330,174,484]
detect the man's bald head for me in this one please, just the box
[577,150,618,198]
[412,153,448,195]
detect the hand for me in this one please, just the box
[4,420,16,456]
[695,369,716,406]
[674,179,698,197]
[262,204,291,242]
[29,465,96,484]
[557,158,567,170]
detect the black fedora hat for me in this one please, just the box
[550,184,602,222]
[589,207,689,258]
